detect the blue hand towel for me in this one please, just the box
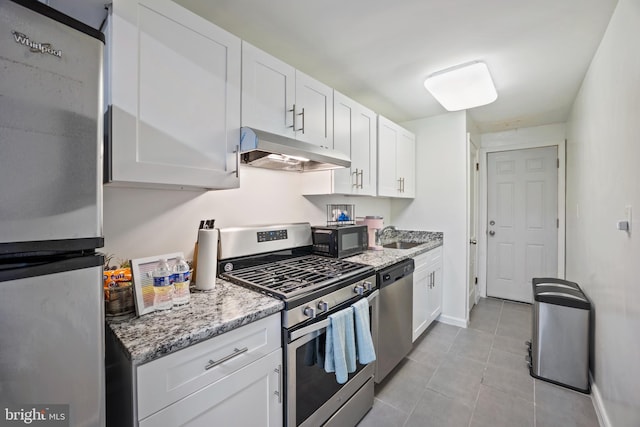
[324,307,356,384]
[352,298,376,364]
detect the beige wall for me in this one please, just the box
[102,166,391,262]
[565,0,640,425]
[394,111,469,325]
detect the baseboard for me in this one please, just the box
[590,372,611,427]
[437,314,468,328]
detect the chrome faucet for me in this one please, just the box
[375,225,397,245]
[379,225,397,235]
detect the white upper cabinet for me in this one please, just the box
[241,42,295,138]
[106,0,241,189]
[294,71,333,148]
[377,115,416,198]
[241,42,333,148]
[303,91,376,195]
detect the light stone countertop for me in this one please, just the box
[107,278,284,365]
[107,229,442,365]
[345,230,443,270]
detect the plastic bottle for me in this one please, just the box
[172,256,191,307]
[153,258,174,311]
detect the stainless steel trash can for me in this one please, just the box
[527,278,591,393]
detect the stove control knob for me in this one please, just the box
[363,281,373,291]
[354,284,364,296]
[303,306,316,319]
[317,301,329,312]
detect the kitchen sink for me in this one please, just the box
[382,241,423,250]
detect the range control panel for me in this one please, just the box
[257,229,288,243]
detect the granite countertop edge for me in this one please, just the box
[107,279,284,365]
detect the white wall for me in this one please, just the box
[102,165,391,263]
[393,111,468,326]
[565,0,640,425]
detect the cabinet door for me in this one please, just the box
[295,71,333,148]
[332,92,376,196]
[377,115,399,197]
[428,262,443,324]
[109,0,240,189]
[397,131,416,198]
[412,266,430,342]
[241,41,295,138]
[139,349,283,427]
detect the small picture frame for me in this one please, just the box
[130,252,183,316]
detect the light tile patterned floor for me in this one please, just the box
[358,297,599,427]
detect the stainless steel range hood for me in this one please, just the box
[239,127,350,172]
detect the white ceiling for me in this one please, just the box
[175,0,618,133]
[49,0,618,133]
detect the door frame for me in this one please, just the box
[467,133,479,313]
[477,134,566,300]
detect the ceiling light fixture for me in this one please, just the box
[423,61,497,111]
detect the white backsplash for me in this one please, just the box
[102,165,391,263]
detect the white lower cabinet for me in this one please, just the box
[106,314,282,427]
[136,314,282,427]
[412,247,443,342]
[139,349,282,427]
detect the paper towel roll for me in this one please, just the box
[195,229,218,291]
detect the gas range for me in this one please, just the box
[217,223,376,328]
[216,223,378,427]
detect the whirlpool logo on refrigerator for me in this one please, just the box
[11,31,62,58]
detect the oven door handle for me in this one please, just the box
[290,319,330,341]
[367,290,379,303]
[290,290,379,342]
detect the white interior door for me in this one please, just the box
[468,135,479,313]
[487,146,558,303]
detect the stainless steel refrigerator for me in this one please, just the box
[0,0,105,425]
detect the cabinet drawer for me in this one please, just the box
[413,246,442,269]
[139,349,282,427]
[137,313,281,420]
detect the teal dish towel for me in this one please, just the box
[352,298,376,364]
[324,307,356,384]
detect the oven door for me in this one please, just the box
[285,291,378,427]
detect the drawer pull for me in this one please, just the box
[204,347,248,370]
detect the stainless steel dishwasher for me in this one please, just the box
[375,258,415,383]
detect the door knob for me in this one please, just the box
[489,230,495,236]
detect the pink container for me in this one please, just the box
[364,216,384,250]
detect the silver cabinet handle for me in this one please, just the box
[204,347,248,370]
[288,104,297,130]
[352,169,359,187]
[358,169,364,188]
[274,364,282,403]
[398,178,403,192]
[299,107,305,134]
[233,145,240,178]
[470,239,477,245]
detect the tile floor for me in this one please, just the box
[358,297,599,427]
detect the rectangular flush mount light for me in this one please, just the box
[424,61,497,111]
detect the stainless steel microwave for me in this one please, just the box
[311,225,368,258]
